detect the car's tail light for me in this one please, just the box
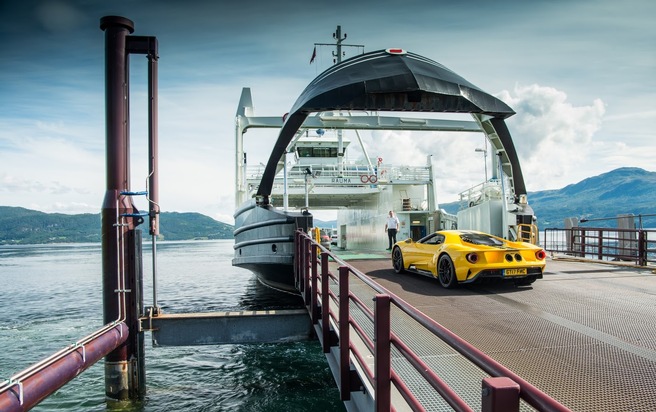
[466,253,478,263]
[535,249,546,260]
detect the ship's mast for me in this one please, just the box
[314,26,365,177]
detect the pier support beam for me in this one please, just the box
[99,15,146,404]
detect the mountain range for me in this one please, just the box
[1,167,654,245]
[0,209,233,245]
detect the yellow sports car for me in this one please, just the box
[391,230,546,288]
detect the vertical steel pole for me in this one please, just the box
[99,15,135,404]
[128,230,146,398]
[320,252,330,352]
[638,230,646,266]
[374,294,391,412]
[294,231,300,289]
[304,237,312,303]
[338,266,351,400]
[310,247,319,324]
[307,239,316,306]
[147,45,161,314]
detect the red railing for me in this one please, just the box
[0,322,128,411]
[295,230,571,412]
[544,227,656,266]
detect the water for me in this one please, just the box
[0,240,345,411]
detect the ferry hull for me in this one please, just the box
[233,200,312,292]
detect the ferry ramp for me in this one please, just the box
[336,253,656,411]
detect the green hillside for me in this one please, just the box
[0,207,234,245]
[2,167,654,244]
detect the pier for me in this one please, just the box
[292,231,656,411]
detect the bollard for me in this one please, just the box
[482,377,520,412]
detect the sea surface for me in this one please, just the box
[0,240,345,411]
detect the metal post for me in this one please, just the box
[308,241,317,308]
[321,252,330,352]
[338,266,351,400]
[638,230,647,266]
[597,230,603,260]
[374,294,391,412]
[304,238,312,304]
[99,15,135,404]
[127,230,146,398]
[310,248,319,324]
[147,43,160,314]
[580,231,586,258]
[482,377,520,412]
[294,231,299,288]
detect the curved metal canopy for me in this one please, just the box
[257,49,523,198]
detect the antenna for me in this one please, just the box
[314,25,364,65]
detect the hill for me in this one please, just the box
[2,168,654,244]
[441,167,656,228]
[0,207,234,245]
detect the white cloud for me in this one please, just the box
[1,0,653,222]
[499,84,606,191]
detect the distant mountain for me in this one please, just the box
[441,167,656,228]
[0,207,234,245]
[2,168,654,244]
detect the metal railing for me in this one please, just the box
[0,322,128,410]
[295,230,571,412]
[246,163,432,187]
[544,227,656,266]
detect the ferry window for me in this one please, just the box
[313,147,331,157]
[297,147,338,158]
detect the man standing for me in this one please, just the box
[385,210,400,250]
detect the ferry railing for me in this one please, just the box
[544,227,656,266]
[246,163,432,186]
[458,179,503,208]
[295,230,571,412]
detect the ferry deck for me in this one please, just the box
[337,254,656,411]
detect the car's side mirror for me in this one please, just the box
[404,238,412,243]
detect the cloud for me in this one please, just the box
[499,84,605,191]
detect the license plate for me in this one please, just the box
[505,268,527,276]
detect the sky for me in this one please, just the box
[1,0,654,224]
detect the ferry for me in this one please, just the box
[233,29,537,292]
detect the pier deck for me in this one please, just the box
[342,255,656,411]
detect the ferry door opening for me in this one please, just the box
[410,225,426,240]
[339,224,347,249]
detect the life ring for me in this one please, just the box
[369,175,378,184]
[360,175,369,183]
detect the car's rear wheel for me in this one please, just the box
[437,254,457,288]
[392,247,405,273]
